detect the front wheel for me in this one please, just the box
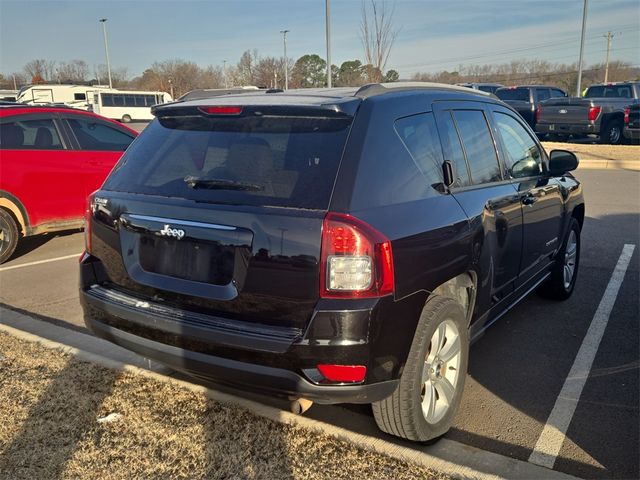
[121,114,132,123]
[372,296,469,442]
[0,209,19,264]
[538,217,581,300]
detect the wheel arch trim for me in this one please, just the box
[0,191,29,236]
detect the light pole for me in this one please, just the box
[575,0,588,96]
[99,18,113,88]
[223,60,227,88]
[280,29,289,90]
[325,0,332,88]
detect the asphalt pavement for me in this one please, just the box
[1,166,638,479]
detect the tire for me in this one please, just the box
[600,118,623,145]
[372,296,469,442]
[0,209,19,264]
[121,114,132,123]
[538,217,581,300]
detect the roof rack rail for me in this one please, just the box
[354,82,491,99]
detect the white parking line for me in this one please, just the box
[529,243,636,469]
[0,253,81,272]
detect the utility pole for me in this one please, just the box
[603,31,615,83]
[576,0,588,97]
[12,74,17,91]
[223,60,228,88]
[99,18,113,88]
[280,30,290,90]
[325,0,332,88]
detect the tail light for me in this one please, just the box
[588,106,601,122]
[84,195,93,254]
[317,364,367,383]
[320,212,394,298]
[535,105,541,123]
[624,107,630,124]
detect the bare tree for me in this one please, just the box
[359,0,398,83]
[23,59,57,83]
[57,60,89,83]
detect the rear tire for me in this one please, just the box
[121,114,132,123]
[0,209,19,264]
[538,217,581,300]
[372,296,469,442]
[600,119,623,145]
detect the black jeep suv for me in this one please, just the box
[80,83,584,442]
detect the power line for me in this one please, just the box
[395,25,637,71]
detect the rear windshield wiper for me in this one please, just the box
[184,176,264,192]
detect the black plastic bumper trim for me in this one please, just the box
[85,315,398,404]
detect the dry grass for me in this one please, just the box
[541,141,640,163]
[0,332,449,480]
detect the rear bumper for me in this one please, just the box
[536,123,597,135]
[80,285,398,404]
[623,128,640,140]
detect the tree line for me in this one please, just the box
[0,52,400,98]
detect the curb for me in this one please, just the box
[577,159,640,171]
[0,308,578,480]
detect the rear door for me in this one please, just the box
[0,113,83,226]
[488,105,564,282]
[61,113,136,196]
[434,101,523,312]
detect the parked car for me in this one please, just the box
[80,83,584,442]
[535,82,640,144]
[457,82,504,94]
[0,105,138,263]
[495,85,567,130]
[623,103,640,143]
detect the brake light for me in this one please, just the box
[317,364,367,383]
[536,105,541,122]
[624,107,630,124]
[84,195,93,254]
[320,212,394,298]
[198,106,242,115]
[588,106,601,122]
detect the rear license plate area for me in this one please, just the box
[138,235,234,284]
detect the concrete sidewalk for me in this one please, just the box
[0,305,578,480]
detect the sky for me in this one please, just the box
[0,0,638,79]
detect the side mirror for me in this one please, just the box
[549,150,579,176]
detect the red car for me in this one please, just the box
[0,105,138,263]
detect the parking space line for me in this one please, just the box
[0,253,81,272]
[529,243,636,469]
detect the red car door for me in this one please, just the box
[0,114,86,227]
[62,113,137,197]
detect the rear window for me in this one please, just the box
[103,115,352,209]
[585,85,634,98]
[495,88,530,102]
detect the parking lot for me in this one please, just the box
[1,159,638,478]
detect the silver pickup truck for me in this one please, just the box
[535,81,640,144]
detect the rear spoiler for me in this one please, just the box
[152,102,358,119]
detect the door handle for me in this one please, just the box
[521,194,537,206]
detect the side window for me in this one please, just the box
[438,112,471,187]
[494,112,542,178]
[452,110,502,184]
[74,93,86,101]
[0,118,63,150]
[394,113,444,186]
[536,88,550,102]
[550,89,566,98]
[67,117,134,151]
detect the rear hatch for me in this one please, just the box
[87,101,355,330]
[537,97,594,125]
